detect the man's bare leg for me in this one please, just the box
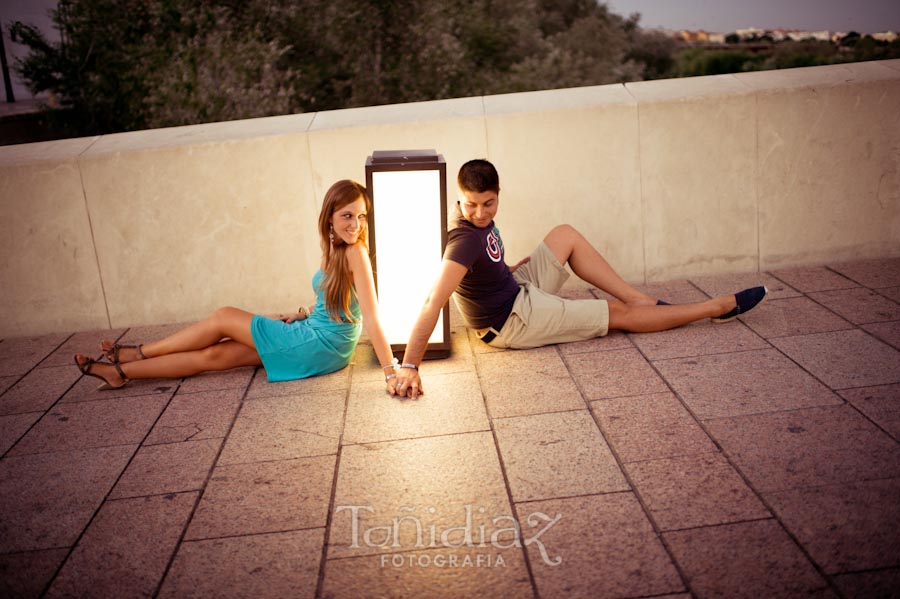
[542,224,657,305]
[608,295,737,333]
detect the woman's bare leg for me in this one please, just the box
[608,295,736,333]
[77,340,262,387]
[542,225,657,306]
[103,307,257,362]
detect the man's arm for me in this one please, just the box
[394,259,468,399]
[508,255,530,273]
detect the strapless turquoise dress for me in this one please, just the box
[250,269,361,381]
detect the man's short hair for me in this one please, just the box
[458,159,499,194]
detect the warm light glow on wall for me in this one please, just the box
[366,150,450,359]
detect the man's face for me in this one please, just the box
[458,189,499,229]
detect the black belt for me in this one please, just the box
[478,310,511,345]
[479,315,509,344]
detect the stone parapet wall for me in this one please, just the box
[1,60,898,337]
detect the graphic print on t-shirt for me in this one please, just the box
[486,227,503,263]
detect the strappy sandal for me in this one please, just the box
[102,343,145,365]
[74,355,129,390]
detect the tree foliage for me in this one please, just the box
[140,7,297,127]
[10,0,670,135]
[673,37,900,78]
[10,0,900,137]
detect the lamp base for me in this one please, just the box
[390,344,451,361]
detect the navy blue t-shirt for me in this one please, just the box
[444,216,520,329]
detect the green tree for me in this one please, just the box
[503,1,647,90]
[141,7,298,127]
[840,31,861,47]
[11,0,162,134]
[625,29,678,80]
[318,0,479,106]
[10,0,685,137]
[760,41,838,70]
[11,0,299,134]
[675,48,762,77]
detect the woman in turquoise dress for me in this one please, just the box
[74,180,402,394]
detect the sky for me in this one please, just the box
[605,0,900,34]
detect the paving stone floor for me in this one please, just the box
[1,258,899,598]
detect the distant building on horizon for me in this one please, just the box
[873,31,898,42]
[787,30,832,42]
[735,27,766,39]
[667,25,897,46]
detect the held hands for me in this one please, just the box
[387,365,424,399]
[395,367,424,399]
[509,256,531,274]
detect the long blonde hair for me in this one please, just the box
[318,180,370,323]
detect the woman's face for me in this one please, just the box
[330,196,368,245]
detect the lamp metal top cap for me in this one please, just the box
[368,149,440,165]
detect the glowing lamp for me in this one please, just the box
[366,150,450,359]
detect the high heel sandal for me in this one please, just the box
[102,343,145,365]
[74,355,129,390]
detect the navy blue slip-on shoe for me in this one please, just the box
[656,300,671,306]
[711,285,769,324]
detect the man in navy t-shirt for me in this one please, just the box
[390,159,768,399]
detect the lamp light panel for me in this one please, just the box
[366,150,450,359]
[371,169,445,345]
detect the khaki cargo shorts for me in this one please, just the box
[477,242,609,349]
